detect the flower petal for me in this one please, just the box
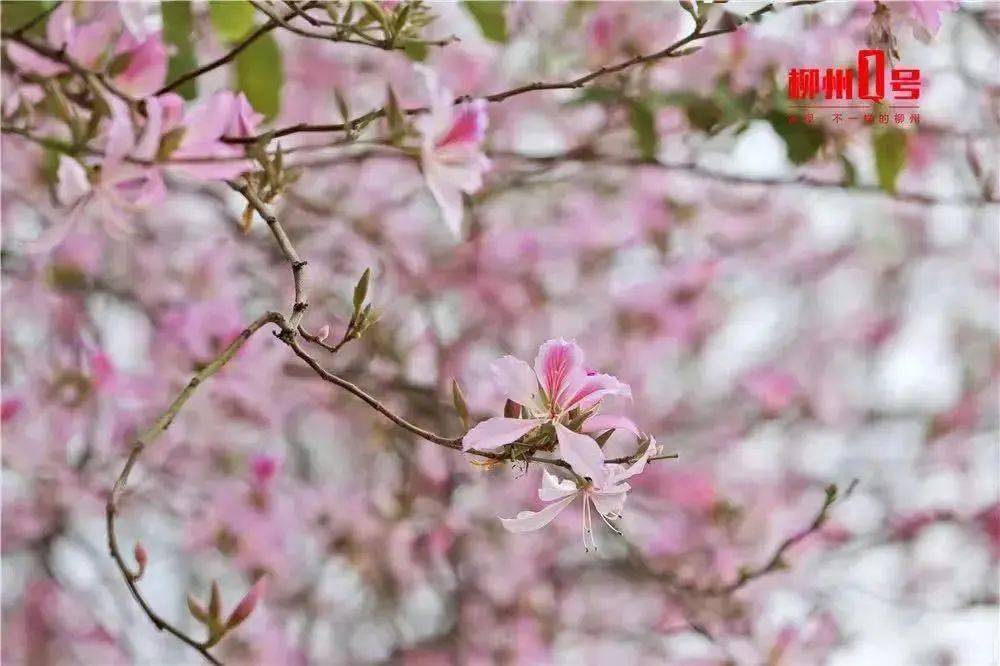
[563,372,632,411]
[590,488,628,517]
[114,34,167,98]
[491,355,540,410]
[56,156,92,207]
[436,99,487,149]
[422,156,465,237]
[461,417,543,452]
[500,494,576,533]
[582,414,641,437]
[555,423,608,486]
[534,339,585,407]
[539,468,578,502]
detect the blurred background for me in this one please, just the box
[2,1,998,664]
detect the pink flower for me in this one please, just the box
[462,339,631,452]
[740,368,801,414]
[113,33,168,98]
[906,1,958,39]
[226,92,264,139]
[5,4,166,97]
[416,66,490,236]
[500,430,658,550]
[167,90,254,180]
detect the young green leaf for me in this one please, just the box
[463,1,507,43]
[766,112,825,165]
[2,1,52,37]
[235,31,283,120]
[209,0,256,42]
[161,1,199,100]
[872,127,907,194]
[452,380,470,430]
[628,100,659,160]
[353,268,371,313]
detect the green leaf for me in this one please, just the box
[1,1,53,38]
[655,92,723,133]
[403,40,428,62]
[839,154,857,187]
[628,100,658,160]
[766,112,825,165]
[209,0,256,42]
[234,31,282,120]
[161,1,198,100]
[463,1,507,43]
[873,127,907,194]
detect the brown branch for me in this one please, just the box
[0,30,137,105]
[493,149,1000,207]
[228,179,309,328]
[223,0,823,145]
[105,311,285,666]
[156,2,314,96]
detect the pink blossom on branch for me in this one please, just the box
[462,338,632,452]
[416,65,490,237]
[500,429,659,550]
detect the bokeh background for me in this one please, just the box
[2,1,998,664]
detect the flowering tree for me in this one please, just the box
[2,1,998,663]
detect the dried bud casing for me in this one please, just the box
[503,399,521,419]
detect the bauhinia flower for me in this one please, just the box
[462,339,631,452]
[501,428,658,550]
[415,65,490,237]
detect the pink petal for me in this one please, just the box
[582,414,640,437]
[590,488,627,517]
[491,355,540,409]
[435,99,487,149]
[534,339,585,407]
[225,578,266,630]
[422,157,465,236]
[539,468,578,501]
[5,43,66,77]
[461,417,544,451]
[56,156,92,207]
[563,372,632,411]
[500,494,576,533]
[555,423,608,485]
[180,91,234,147]
[114,34,167,98]
[103,94,135,164]
[226,92,264,138]
[68,16,118,69]
[132,94,163,162]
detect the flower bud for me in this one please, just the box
[316,324,330,342]
[225,578,266,631]
[208,581,222,621]
[187,594,209,624]
[133,542,148,579]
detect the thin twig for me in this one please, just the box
[224,0,823,145]
[106,311,284,666]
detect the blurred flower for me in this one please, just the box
[416,65,489,236]
[462,338,631,452]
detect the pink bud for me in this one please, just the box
[316,324,330,342]
[133,542,148,579]
[225,578,266,630]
